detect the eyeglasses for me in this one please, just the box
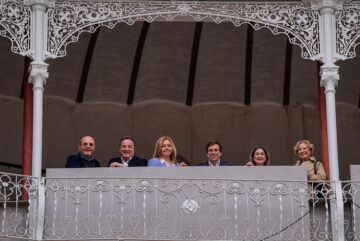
[82,142,94,147]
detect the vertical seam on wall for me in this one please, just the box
[76,27,101,103]
[127,22,150,105]
[244,24,253,105]
[283,37,293,106]
[186,22,203,106]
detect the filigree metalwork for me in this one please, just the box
[47,0,320,60]
[336,3,360,60]
[0,172,38,240]
[182,199,198,214]
[39,177,341,240]
[0,0,30,56]
[3,171,359,240]
[342,181,360,241]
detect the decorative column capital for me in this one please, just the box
[29,60,48,86]
[24,0,55,9]
[302,0,351,11]
[320,64,339,92]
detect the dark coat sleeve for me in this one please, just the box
[107,157,121,167]
[66,154,100,168]
[94,159,101,167]
[65,154,84,168]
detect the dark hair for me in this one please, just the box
[119,136,135,147]
[249,145,270,166]
[206,140,222,153]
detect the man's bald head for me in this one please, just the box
[78,136,96,160]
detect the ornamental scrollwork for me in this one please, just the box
[0,0,30,56]
[0,171,355,241]
[336,3,360,60]
[47,1,320,60]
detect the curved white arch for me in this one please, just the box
[47,1,321,60]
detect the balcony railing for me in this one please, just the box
[0,167,358,240]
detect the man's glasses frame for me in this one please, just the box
[82,142,94,147]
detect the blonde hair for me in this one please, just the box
[153,136,177,163]
[294,140,314,155]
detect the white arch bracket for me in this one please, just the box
[336,2,360,60]
[0,0,30,56]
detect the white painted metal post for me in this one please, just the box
[313,0,345,240]
[29,60,47,240]
[29,61,47,179]
[27,0,50,179]
[25,0,54,239]
[319,4,340,180]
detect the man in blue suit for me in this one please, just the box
[197,140,232,166]
[108,136,147,167]
[65,136,101,168]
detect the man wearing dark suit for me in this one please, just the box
[197,140,232,166]
[65,136,101,168]
[108,136,147,167]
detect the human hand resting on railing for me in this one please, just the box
[245,161,254,166]
[109,162,123,167]
[179,162,187,167]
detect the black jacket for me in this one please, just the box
[107,155,147,167]
[65,152,101,168]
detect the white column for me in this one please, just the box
[25,0,54,178]
[309,0,345,240]
[29,61,48,179]
[318,2,340,182]
[321,66,344,241]
[25,0,54,239]
[28,59,47,240]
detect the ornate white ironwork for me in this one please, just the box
[40,177,337,240]
[7,0,360,61]
[336,2,360,60]
[29,60,49,85]
[3,170,360,240]
[342,181,360,241]
[47,1,320,60]
[0,0,30,56]
[0,172,39,240]
[320,64,339,90]
[182,199,198,214]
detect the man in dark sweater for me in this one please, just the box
[65,136,100,168]
[108,136,147,167]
